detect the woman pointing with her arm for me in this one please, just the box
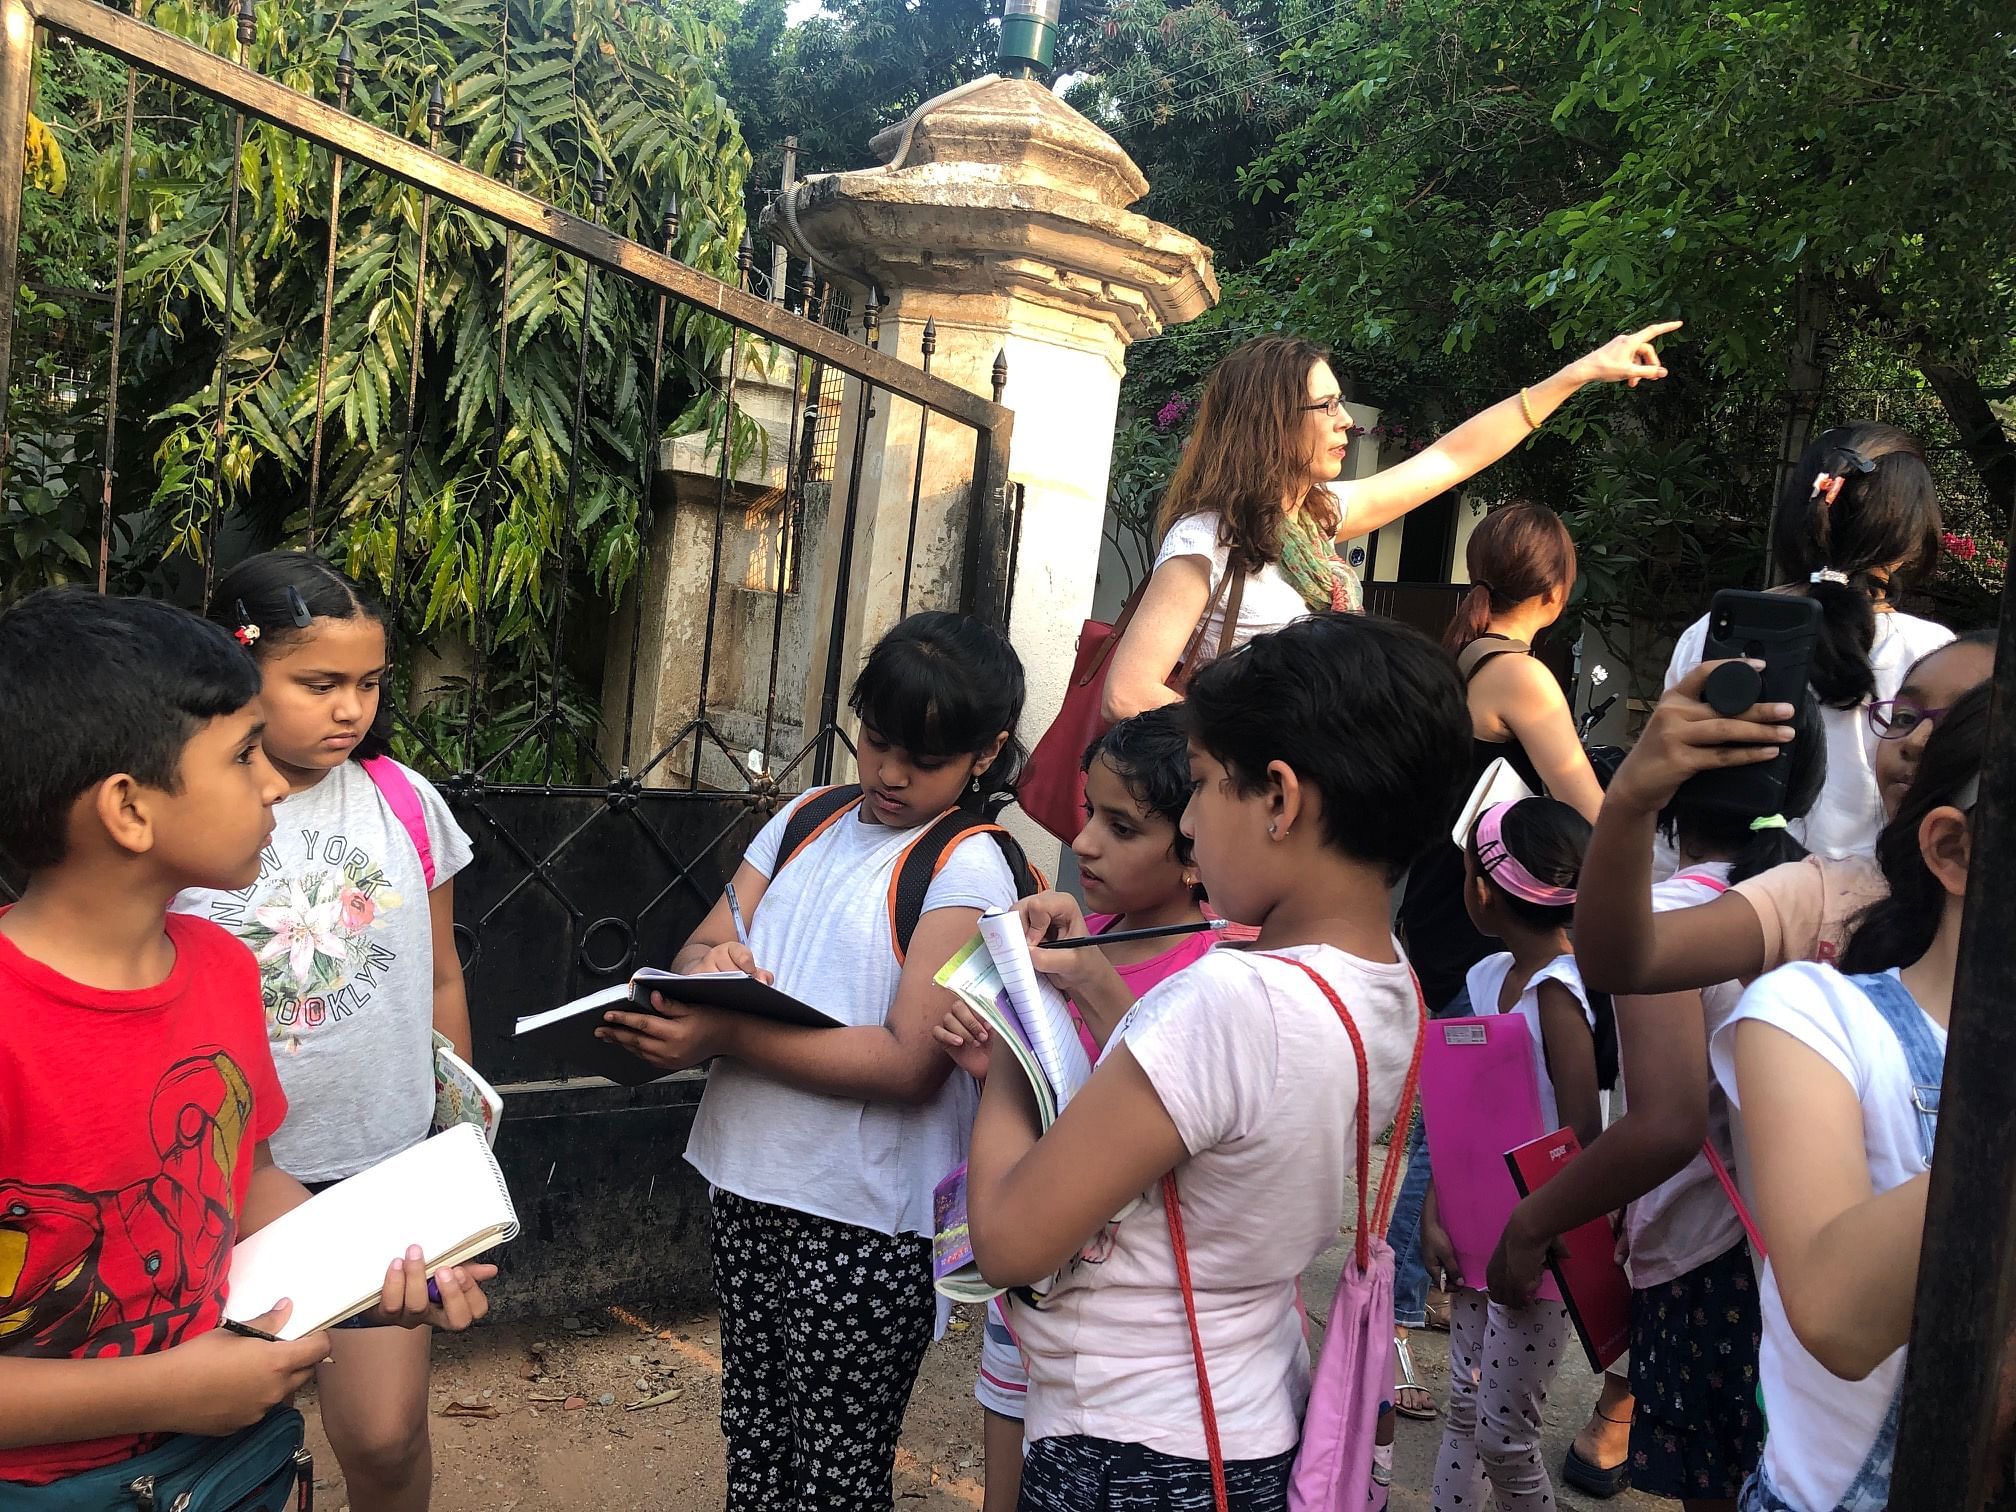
[1101,322,1681,720]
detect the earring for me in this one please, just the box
[970,775,981,796]
[1268,822,1278,838]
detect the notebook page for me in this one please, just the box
[225,1123,520,1338]
[978,909,1092,1111]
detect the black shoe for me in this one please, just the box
[1562,1444,1632,1499]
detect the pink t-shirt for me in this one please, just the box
[1069,913,1218,1060]
[1011,944,1418,1461]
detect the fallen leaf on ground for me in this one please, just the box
[440,1399,499,1419]
[624,1388,684,1411]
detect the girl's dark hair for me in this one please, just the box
[1663,690,1829,885]
[1186,613,1470,882]
[1445,501,1578,654]
[849,611,1026,816]
[1468,795,1618,1088]
[1156,334,1341,578]
[207,550,393,760]
[1771,423,1942,710]
[1839,684,1989,974]
[1083,705,1198,875]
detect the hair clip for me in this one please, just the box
[285,586,313,627]
[233,623,261,647]
[1749,813,1788,832]
[1811,472,1847,508]
[1810,568,1850,586]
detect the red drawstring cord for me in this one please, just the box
[1164,1171,1231,1512]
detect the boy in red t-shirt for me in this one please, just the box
[0,591,493,1487]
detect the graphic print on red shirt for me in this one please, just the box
[0,912,285,1486]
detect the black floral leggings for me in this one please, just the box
[710,1188,937,1511]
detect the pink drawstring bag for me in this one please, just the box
[1164,956,1425,1512]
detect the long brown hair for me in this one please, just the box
[1156,335,1340,577]
[1444,501,1578,653]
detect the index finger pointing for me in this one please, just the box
[1635,319,1684,340]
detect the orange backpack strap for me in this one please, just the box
[886,812,1044,963]
[775,785,864,871]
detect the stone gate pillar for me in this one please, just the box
[767,74,1217,865]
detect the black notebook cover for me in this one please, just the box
[514,972,840,1086]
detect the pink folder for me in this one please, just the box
[1417,1014,1557,1301]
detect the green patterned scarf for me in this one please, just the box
[1278,509,1363,614]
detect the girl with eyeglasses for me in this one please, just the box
[1100,323,1681,720]
[1660,423,1952,862]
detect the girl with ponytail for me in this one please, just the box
[1663,423,1951,859]
[1709,688,1985,1510]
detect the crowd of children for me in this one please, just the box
[0,389,2000,1512]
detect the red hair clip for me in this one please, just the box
[1812,471,1846,507]
[234,623,261,647]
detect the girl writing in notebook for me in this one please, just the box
[1576,630,1993,999]
[596,612,1030,1512]
[1710,688,1984,1511]
[934,706,1212,1512]
[1487,698,1826,1512]
[966,613,1471,1511]
[175,552,475,1512]
[1421,796,1609,1512]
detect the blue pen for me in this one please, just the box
[725,882,751,948]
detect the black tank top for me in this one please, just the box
[1398,637,1546,1013]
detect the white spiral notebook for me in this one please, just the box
[225,1123,520,1339]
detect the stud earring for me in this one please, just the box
[1268,822,1278,837]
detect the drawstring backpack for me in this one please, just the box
[1162,954,1427,1512]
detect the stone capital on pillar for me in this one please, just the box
[766,74,1218,866]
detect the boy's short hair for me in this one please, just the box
[0,589,261,870]
[1185,612,1470,881]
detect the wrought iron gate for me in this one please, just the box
[0,0,1018,1309]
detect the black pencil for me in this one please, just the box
[1042,919,1229,950]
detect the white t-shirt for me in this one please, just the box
[1664,607,1952,860]
[1153,512,1316,655]
[1621,863,1745,1288]
[1463,952,1596,1132]
[683,792,1018,1237]
[174,758,473,1182]
[1711,962,1943,1510]
[1013,945,1417,1462]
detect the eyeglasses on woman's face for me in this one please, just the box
[1867,698,1952,741]
[1300,396,1347,419]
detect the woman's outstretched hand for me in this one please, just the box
[1569,321,1682,388]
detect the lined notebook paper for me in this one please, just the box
[226,1123,520,1338]
[977,909,1092,1113]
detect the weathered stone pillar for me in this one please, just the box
[768,75,1216,864]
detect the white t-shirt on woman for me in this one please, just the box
[1664,607,1952,860]
[1153,511,1312,654]
[1710,961,1941,1511]
[1011,944,1418,1462]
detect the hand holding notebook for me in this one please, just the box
[226,1124,517,1338]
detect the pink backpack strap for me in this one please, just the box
[1672,870,1732,895]
[360,755,436,890]
[1703,1141,1766,1259]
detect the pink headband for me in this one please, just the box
[1475,801,1577,907]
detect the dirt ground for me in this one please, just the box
[303,1257,1656,1511]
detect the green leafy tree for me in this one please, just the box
[23,0,751,644]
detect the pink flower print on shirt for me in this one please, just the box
[340,887,377,934]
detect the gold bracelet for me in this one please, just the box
[1518,386,1539,430]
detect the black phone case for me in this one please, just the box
[1677,590,1822,817]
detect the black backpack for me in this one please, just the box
[773,785,1046,962]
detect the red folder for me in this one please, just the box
[1504,1128,1633,1372]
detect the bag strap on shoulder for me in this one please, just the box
[360,755,436,890]
[1457,634,1532,684]
[776,785,864,869]
[887,812,1045,963]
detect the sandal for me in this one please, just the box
[1393,1334,1438,1420]
[1562,1410,1633,1499]
[1422,1288,1452,1332]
